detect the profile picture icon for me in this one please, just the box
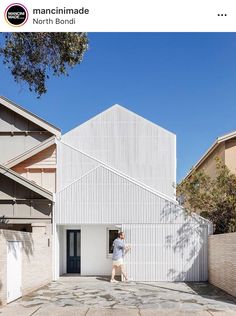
[5,3,28,27]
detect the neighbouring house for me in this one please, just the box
[53,104,211,282]
[180,133,236,298]
[0,96,60,304]
[0,96,60,231]
[185,130,236,179]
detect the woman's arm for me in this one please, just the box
[124,243,131,254]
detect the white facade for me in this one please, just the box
[123,222,209,281]
[57,225,119,276]
[54,104,211,281]
[62,104,176,198]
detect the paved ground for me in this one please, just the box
[1,276,236,315]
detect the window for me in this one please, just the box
[108,229,119,254]
[69,232,74,256]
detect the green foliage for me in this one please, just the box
[0,32,88,97]
[177,158,236,234]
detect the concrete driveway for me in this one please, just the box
[1,276,236,315]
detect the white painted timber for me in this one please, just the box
[57,140,99,191]
[56,165,190,225]
[122,223,209,281]
[57,141,175,203]
[55,104,211,281]
[62,104,176,198]
[55,161,210,281]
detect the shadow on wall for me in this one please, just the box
[0,229,34,259]
[161,201,207,281]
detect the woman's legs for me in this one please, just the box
[111,263,130,282]
[111,265,116,280]
[120,264,128,280]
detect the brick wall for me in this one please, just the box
[0,224,52,306]
[208,232,236,297]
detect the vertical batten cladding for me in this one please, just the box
[55,105,210,281]
[56,165,182,224]
[55,162,210,281]
[57,141,99,191]
[61,105,176,198]
[122,223,209,282]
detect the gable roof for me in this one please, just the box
[4,136,56,168]
[56,162,210,226]
[0,96,61,137]
[58,140,176,203]
[63,103,175,138]
[61,104,176,197]
[0,164,53,201]
[185,130,236,179]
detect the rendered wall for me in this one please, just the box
[58,225,116,276]
[0,224,52,306]
[195,143,225,179]
[208,233,236,298]
[225,138,236,175]
[81,225,112,275]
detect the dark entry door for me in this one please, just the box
[67,230,81,273]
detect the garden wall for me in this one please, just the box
[208,232,236,297]
[0,223,52,306]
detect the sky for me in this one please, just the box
[1,32,236,182]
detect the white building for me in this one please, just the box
[53,104,211,281]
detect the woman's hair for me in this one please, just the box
[118,231,124,238]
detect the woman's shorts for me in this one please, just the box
[112,258,124,266]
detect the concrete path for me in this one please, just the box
[1,276,236,315]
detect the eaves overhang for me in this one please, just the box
[0,164,53,201]
[0,96,61,137]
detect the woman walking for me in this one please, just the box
[110,231,132,283]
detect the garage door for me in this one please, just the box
[7,241,22,303]
[122,223,208,281]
